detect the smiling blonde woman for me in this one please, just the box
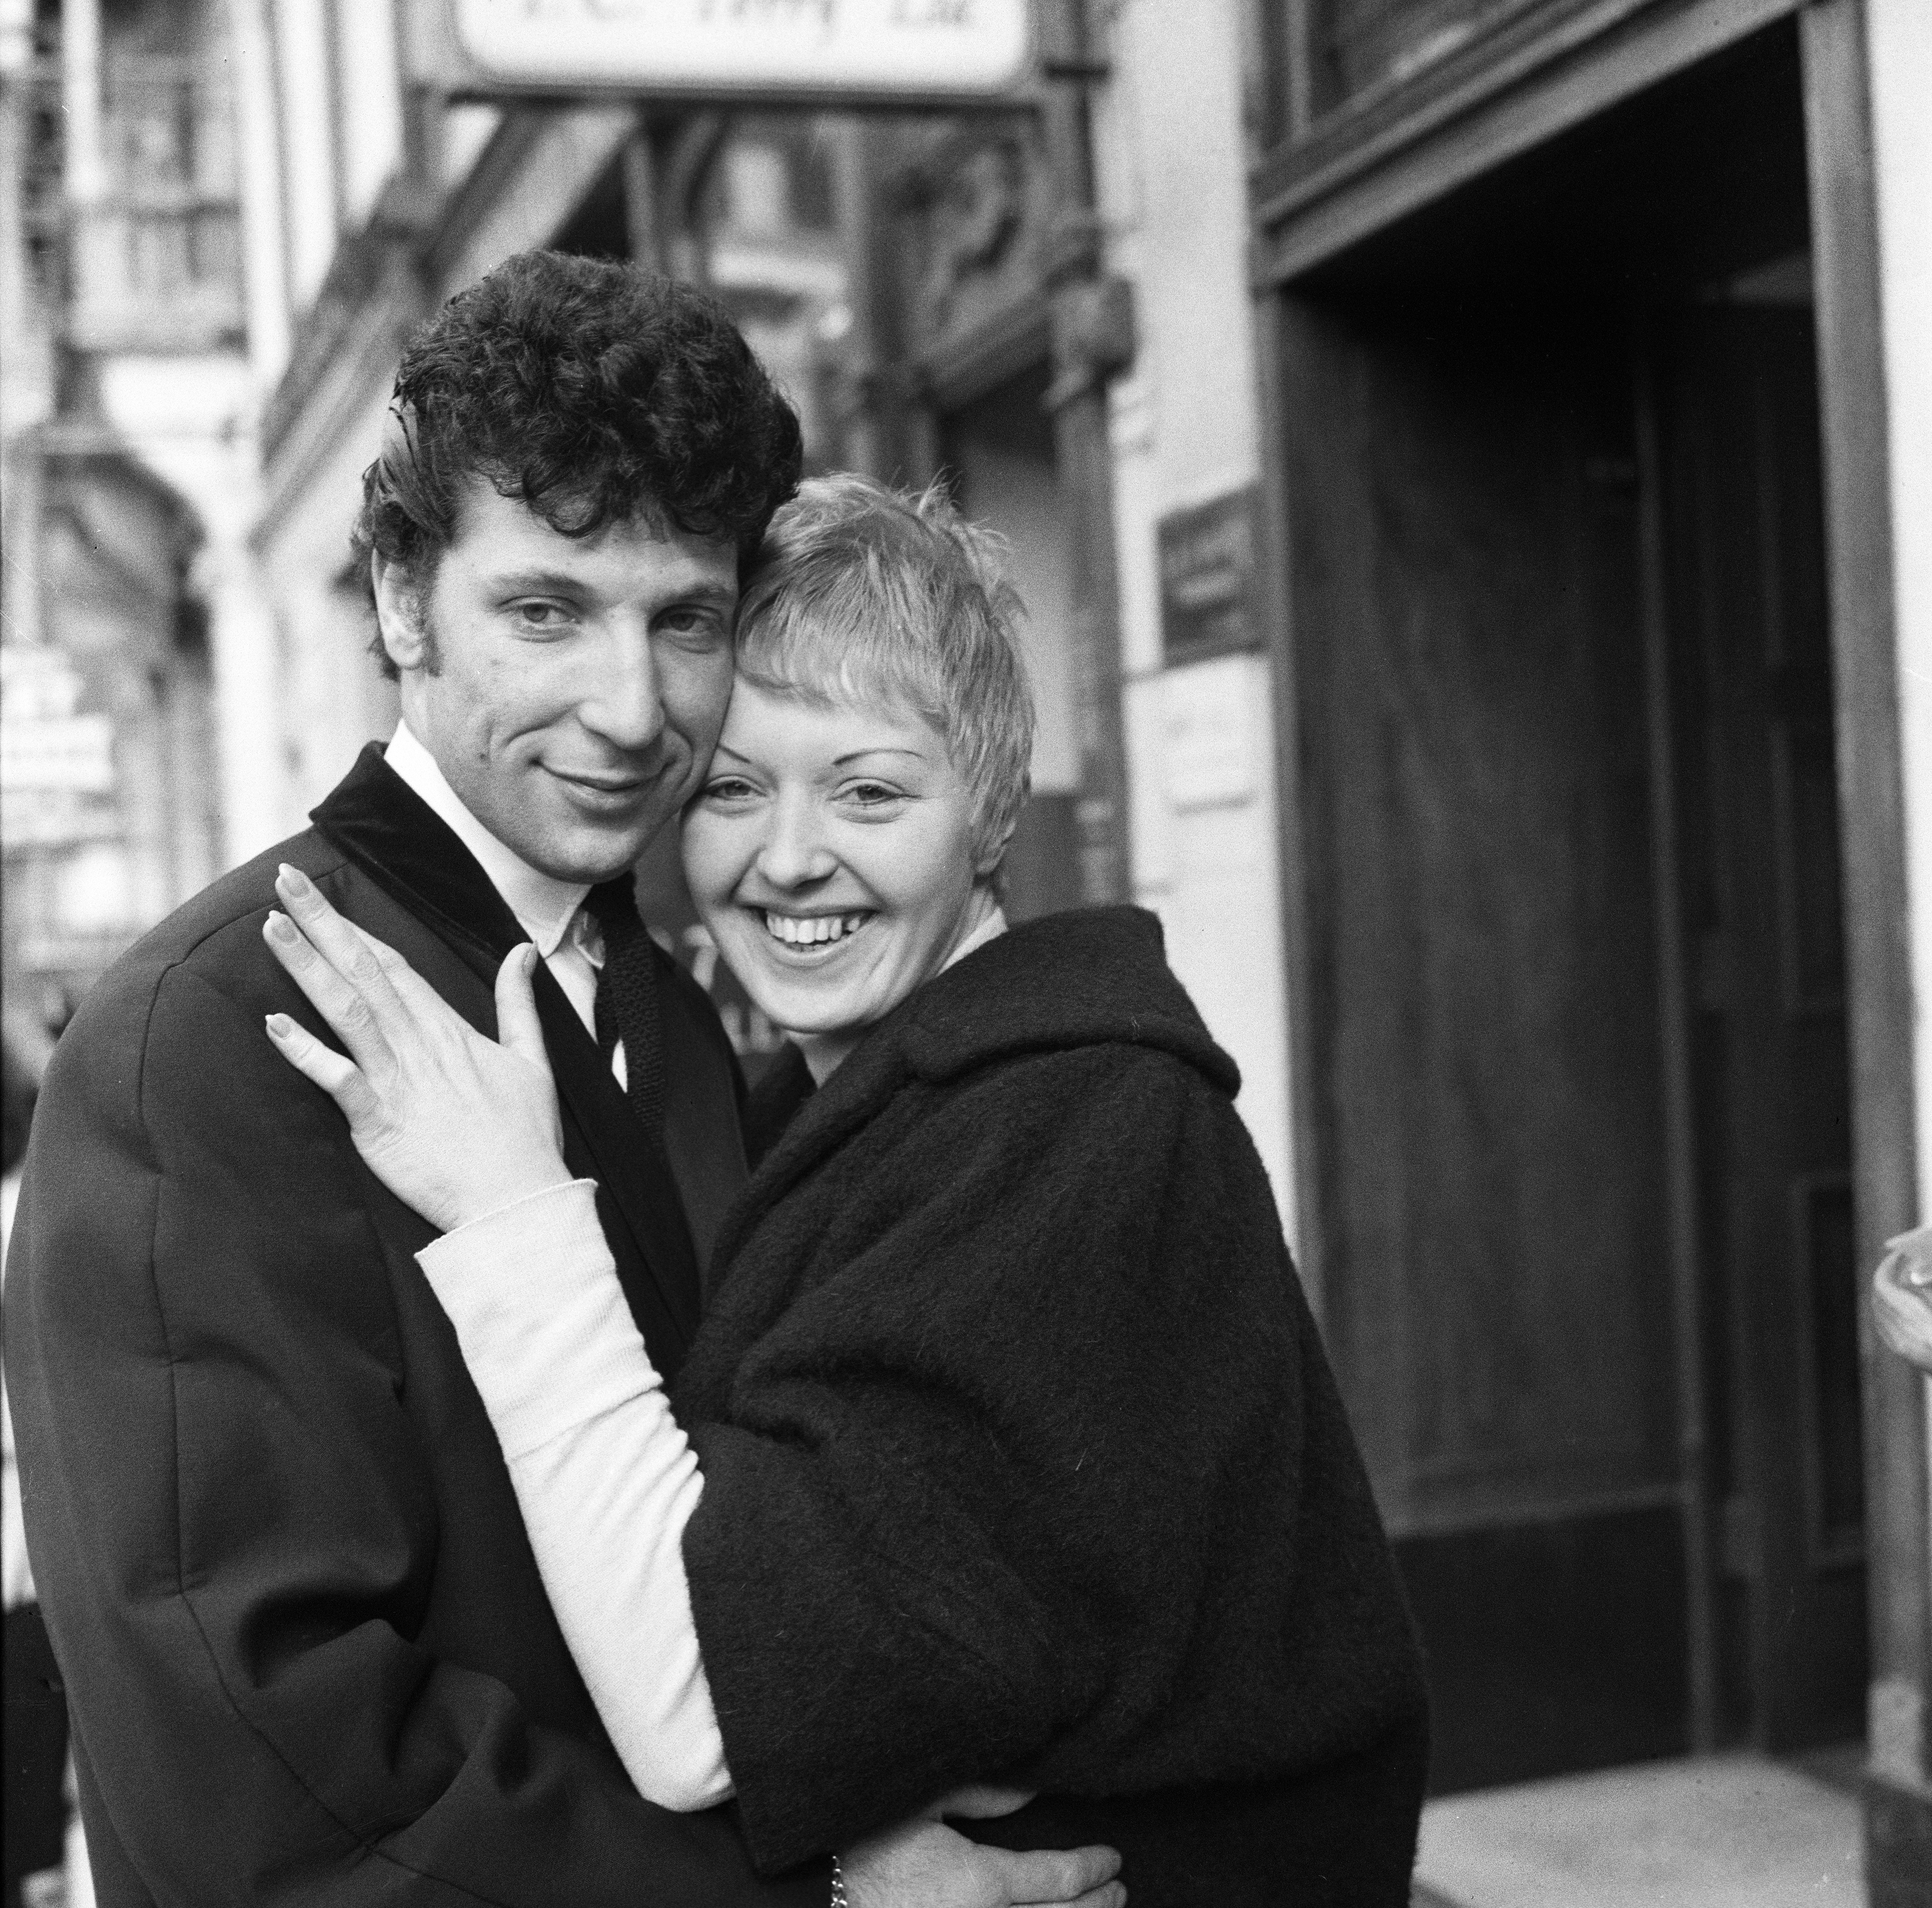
[680,476,1027,1088]
[264,475,1430,1907]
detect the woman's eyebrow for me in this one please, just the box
[833,747,927,766]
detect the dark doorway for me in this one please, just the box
[1268,20,1864,1790]
[1280,284,1690,1793]
[1645,303,1865,1754]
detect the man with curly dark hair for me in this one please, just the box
[353,251,807,679]
[4,252,1122,1908]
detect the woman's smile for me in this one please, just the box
[682,678,1001,1076]
[756,908,875,952]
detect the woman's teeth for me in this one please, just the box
[762,910,868,948]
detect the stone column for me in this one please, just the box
[200,527,289,864]
[59,0,103,204]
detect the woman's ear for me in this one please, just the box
[372,552,430,674]
[974,832,1016,881]
[973,775,1030,880]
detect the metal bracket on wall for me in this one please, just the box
[1044,273,1136,411]
[1040,56,1112,83]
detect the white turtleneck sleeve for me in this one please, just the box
[417,1179,730,1810]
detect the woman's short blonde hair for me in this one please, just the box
[733,473,1035,865]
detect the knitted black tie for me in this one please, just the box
[584,877,666,1147]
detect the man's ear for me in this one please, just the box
[372,552,429,673]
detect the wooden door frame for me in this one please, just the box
[1630,327,1720,1752]
[1251,289,1327,1302]
[1637,305,1876,1757]
[1797,0,1929,1861]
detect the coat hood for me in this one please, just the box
[895,905,1241,1096]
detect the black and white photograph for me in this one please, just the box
[2,2,1929,1904]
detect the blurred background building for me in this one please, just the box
[2,0,265,1036]
[1,0,1928,1901]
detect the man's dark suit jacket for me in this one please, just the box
[3,746,828,1908]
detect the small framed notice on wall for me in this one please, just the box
[1157,485,1263,666]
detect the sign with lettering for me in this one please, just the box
[436,0,1034,103]
[1157,485,1264,665]
[1,647,118,849]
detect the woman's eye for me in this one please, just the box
[843,781,906,809]
[700,777,759,803]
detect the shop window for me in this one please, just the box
[1264,0,1551,125]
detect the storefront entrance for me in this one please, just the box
[1266,21,1865,1789]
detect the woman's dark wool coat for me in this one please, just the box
[676,906,1429,1905]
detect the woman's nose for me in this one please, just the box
[755,797,837,889]
[577,639,666,753]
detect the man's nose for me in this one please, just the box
[755,794,837,889]
[577,636,667,752]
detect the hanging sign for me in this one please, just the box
[433,0,1035,104]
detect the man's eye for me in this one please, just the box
[511,601,571,630]
[660,608,725,644]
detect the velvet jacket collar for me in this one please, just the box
[312,743,704,1370]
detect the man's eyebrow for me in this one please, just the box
[481,571,737,605]
[486,568,588,595]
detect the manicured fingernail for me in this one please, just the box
[277,863,314,898]
[265,911,297,945]
[522,943,539,976]
[265,1013,294,1038]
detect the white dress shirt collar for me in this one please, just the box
[384,722,590,959]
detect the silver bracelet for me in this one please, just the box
[830,1855,849,1908]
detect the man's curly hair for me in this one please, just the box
[352,251,803,677]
